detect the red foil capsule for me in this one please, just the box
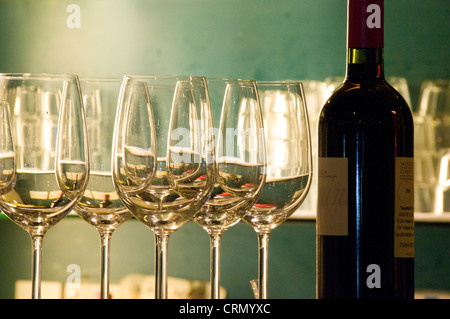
[347,0,384,48]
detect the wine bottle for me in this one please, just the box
[316,0,414,299]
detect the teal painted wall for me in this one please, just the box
[0,0,449,110]
[0,0,449,299]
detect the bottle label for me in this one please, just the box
[317,157,348,236]
[394,157,415,258]
[348,0,384,48]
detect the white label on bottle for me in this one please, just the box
[317,157,348,236]
[394,157,415,258]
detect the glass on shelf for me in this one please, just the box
[414,79,450,214]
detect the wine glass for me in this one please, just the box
[298,80,328,216]
[414,79,450,213]
[192,78,266,299]
[243,81,312,299]
[0,73,89,299]
[75,78,132,299]
[0,100,15,196]
[112,75,215,299]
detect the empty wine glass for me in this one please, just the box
[0,73,89,299]
[0,100,15,196]
[193,78,266,299]
[75,78,132,299]
[298,80,328,216]
[112,75,215,299]
[415,79,450,214]
[243,81,312,299]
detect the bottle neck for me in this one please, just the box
[346,0,385,81]
[346,48,385,81]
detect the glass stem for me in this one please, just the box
[257,232,270,299]
[210,233,222,299]
[100,231,112,299]
[155,233,170,299]
[31,235,43,299]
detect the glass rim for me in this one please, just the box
[256,80,304,86]
[122,75,208,88]
[79,77,122,82]
[421,79,450,89]
[206,77,256,85]
[0,72,78,80]
[123,74,206,81]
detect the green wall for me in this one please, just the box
[0,0,449,110]
[0,0,449,299]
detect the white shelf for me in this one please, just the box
[291,209,450,223]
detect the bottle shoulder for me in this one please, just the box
[319,79,412,123]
